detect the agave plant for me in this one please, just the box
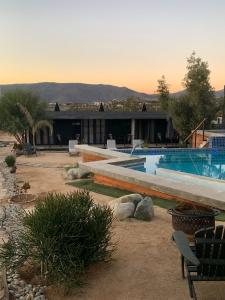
[18,103,53,151]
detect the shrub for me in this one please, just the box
[5,155,16,167]
[13,143,23,151]
[0,191,114,287]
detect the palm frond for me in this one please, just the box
[33,120,53,136]
[17,103,34,127]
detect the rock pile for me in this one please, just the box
[109,194,154,221]
[7,271,46,300]
[0,204,48,300]
[0,161,16,200]
[0,157,47,300]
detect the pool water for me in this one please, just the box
[123,149,225,180]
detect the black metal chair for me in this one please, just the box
[23,143,37,156]
[173,226,225,300]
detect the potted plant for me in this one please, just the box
[168,203,220,237]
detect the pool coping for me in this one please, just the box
[77,145,225,210]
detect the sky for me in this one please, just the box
[0,0,225,93]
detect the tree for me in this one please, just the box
[54,102,60,112]
[183,52,216,126]
[18,103,53,151]
[165,53,217,140]
[157,75,170,111]
[142,103,147,112]
[0,90,47,144]
[99,102,104,112]
[169,95,196,139]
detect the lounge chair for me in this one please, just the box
[23,143,37,156]
[68,140,78,156]
[132,139,144,149]
[173,225,225,300]
[106,139,117,150]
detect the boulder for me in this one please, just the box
[67,168,79,180]
[134,196,154,221]
[79,170,93,179]
[113,202,135,220]
[113,194,143,206]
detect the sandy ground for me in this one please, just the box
[0,131,15,142]
[1,133,225,299]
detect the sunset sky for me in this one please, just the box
[0,0,225,93]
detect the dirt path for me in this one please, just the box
[7,151,225,299]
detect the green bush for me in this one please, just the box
[5,155,16,167]
[0,191,114,287]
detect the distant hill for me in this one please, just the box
[0,82,222,103]
[215,89,224,98]
[0,82,157,103]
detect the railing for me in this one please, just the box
[184,118,207,148]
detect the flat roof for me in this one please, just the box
[45,111,168,120]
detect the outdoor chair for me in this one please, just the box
[106,139,117,150]
[68,140,78,156]
[23,143,37,156]
[173,225,225,300]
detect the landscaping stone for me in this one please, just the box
[112,194,143,206]
[114,202,135,220]
[67,168,79,180]
[134,196,154,221]
[79,170,93,179]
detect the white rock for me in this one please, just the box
[25,293,34,300]
[67,168,79,180]
[109,194,142,214]
[27,284,33,290]
[34,296,45,300]
[114,202,135,220]
[19,280,26,287]
[113,194,142,206]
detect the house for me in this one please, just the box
[34,111,177,146]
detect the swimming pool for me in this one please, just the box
[121,149,225,180]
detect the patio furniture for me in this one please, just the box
[23,143,37,156]
[68,140,78,156]
[106,139,117,150]
[173,225,225,300]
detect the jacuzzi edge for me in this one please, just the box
[76,145,225,210]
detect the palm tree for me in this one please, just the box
[18,103,53,151]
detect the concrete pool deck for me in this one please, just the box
[77,145,225,210]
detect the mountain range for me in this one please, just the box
[0,82,223,103]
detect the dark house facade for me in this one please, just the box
[34,111,176,146]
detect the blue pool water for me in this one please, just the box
[121,149,225,180]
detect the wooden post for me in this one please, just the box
[202,121,205,141]
[194,132,197,148]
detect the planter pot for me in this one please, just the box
[168,205,220,236]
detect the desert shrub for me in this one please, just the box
[13,143,23,151]
[5,155,16,167]
[0,191,114,287]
